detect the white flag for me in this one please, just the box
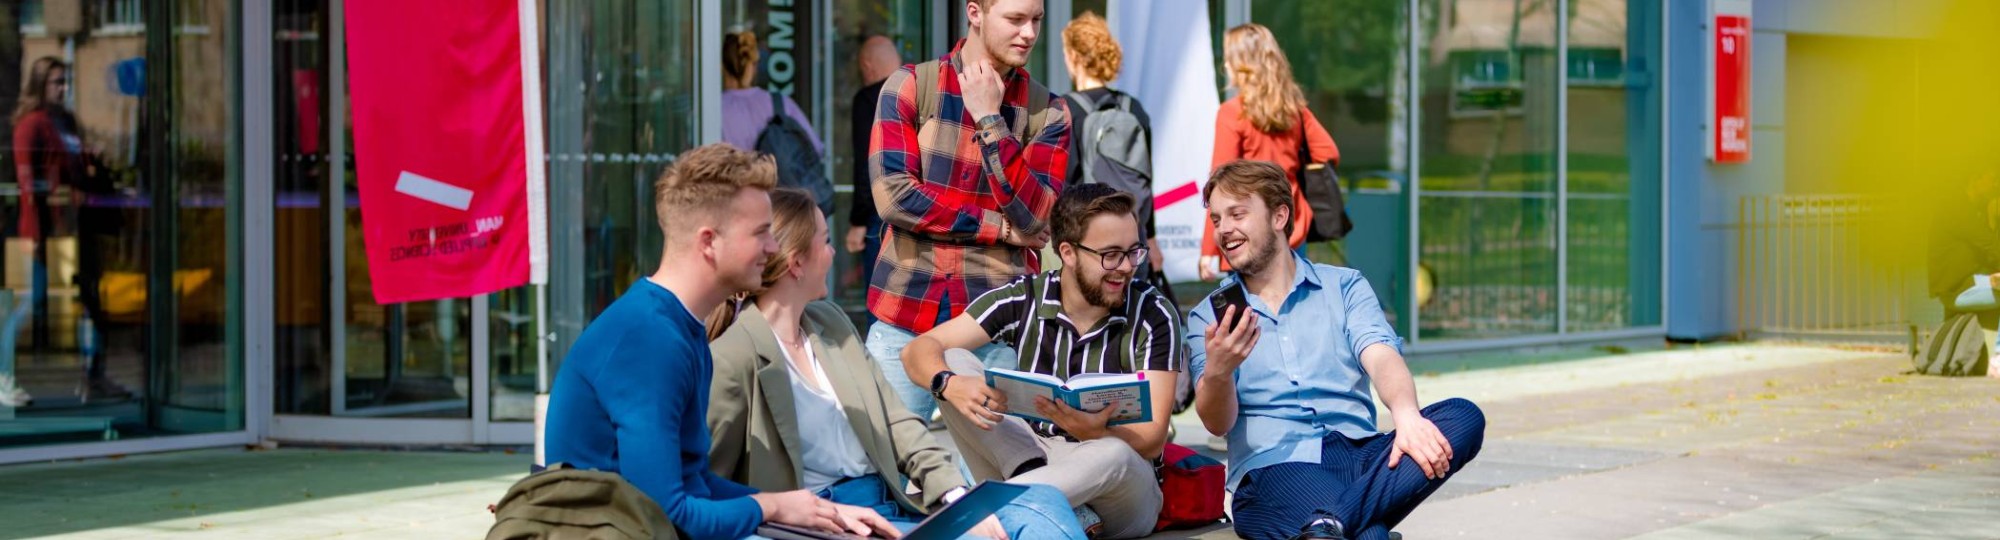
[1110,0,1220,283]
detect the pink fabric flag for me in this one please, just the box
[345,0,547,304]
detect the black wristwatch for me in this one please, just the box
[930,371,955,400]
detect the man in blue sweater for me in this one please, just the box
[546,144,900,539]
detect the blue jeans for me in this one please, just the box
[815,475,1086,539]
[1953,282,2000,349]
[866,321,1017,423]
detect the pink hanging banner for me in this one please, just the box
[344,0,548,304]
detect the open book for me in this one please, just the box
[984,368,1152,426]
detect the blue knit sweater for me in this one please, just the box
[545,280,762,539]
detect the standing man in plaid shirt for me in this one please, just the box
[866,0,1071,423]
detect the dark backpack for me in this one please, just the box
[487,463,681,540]
[756,90,835,218]
[1295,110,1352,241]
[1068,90,1154,234]
[1913,313,1992,377]
[1154,443,1227,531]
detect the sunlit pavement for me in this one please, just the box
[7,343,1997,539]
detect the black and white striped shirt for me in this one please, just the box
[966,271,1185,381]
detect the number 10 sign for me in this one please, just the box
[1709,0,1752,163]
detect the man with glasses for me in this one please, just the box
[900,184,1179,539]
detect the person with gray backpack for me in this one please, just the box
[1063,12,1199,416]
[1920,172,2000,377]
[1062,12,1162,275]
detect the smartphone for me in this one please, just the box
[1209,281,1253,331]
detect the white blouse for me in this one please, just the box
[777,331,878,492]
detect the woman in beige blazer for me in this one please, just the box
[705,189,1084,539]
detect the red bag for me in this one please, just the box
[1155,443,1227,531]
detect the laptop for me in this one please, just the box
[754,481,1030,540]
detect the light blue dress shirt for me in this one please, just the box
[1186,252,1403,491]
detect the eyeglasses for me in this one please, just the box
[1071,243,1147,271]
[50,78,69,86]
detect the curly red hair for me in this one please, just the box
[1062,12,1121,82]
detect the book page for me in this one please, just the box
[985,370,1060,422]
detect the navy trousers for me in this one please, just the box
[1231,398,1487,540]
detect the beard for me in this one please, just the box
[1226,231,1284,278]
[1071,268,1131,309]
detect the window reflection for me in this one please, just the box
[1,0,242,446]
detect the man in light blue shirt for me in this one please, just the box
[1186,161,1485,540]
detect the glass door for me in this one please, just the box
[0,0,246,450]
[269,0,485,443]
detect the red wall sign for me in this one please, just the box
[1711,1,1752,163]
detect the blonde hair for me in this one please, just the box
[1223,24,1305,133]
[1062,12,1121,82]
[704,188,820,341]
[653,143,778,245]
[723,31,760,84]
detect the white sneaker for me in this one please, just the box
[1207,435,1228,452]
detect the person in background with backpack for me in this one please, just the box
[1060,12,1199,427]
[721,30,836,218]
[867,0,1071,424]
[1925,170,2000,375]
[1061,12,1163,275]
[1199,23,1339,282]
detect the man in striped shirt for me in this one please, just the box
[901,184,1181,539]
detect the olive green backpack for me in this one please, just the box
[487,463,681,540]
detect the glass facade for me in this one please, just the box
[543,0,698,384]
[1253,0,1415,335]
[1257,0,1662,344]
[1415,0,1563,340]
[0,0,1666,456]
[1565,0,1663,332]
[0,0,243,448]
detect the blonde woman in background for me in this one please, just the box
[1199,24,1339,281]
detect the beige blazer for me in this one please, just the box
[706,300,966,512]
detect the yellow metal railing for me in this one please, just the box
[1738,195,1917,340]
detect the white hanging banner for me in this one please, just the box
[1109,0,1221,284]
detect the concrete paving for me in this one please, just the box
[3,343,1996,539]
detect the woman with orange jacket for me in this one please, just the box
[1200,24,1339,281]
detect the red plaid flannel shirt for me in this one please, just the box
[865,45,1071,333]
